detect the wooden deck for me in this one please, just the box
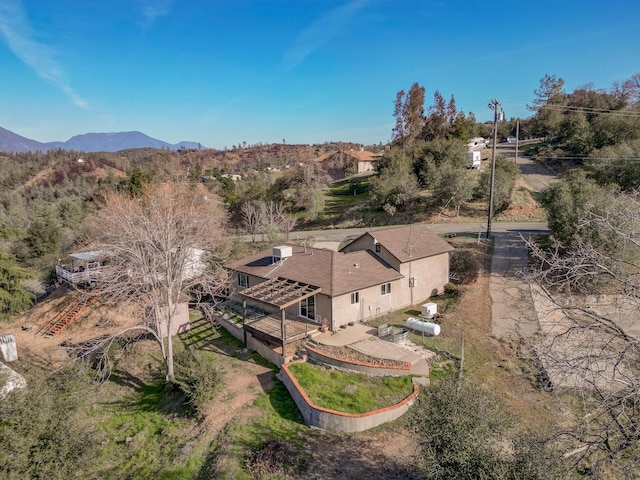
[244,314,319,345]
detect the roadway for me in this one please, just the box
[293,142,556,246]
[290,221,547,247]
[495,142,559,193]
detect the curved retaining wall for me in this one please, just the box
[305,344,411,377]
[280,360,419,432]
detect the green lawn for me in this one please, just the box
[287,362,414,414]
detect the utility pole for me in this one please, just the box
[486,99,501,239]
[515,119,520,164]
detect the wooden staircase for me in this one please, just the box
[40,294,98,338]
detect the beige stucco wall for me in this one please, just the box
[330,279,404,327]
[398,253,450,306]
[357,161,374,173]
[340,235,450,315]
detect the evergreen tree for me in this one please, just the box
[391,82,426,148]
[0,250,34,321]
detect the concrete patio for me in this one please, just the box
[309,323,435,378]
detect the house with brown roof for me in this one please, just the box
[315,148,380,181]
[224,225,452,356]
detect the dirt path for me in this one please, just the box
[301,429,423,480]
[198,357,274,436]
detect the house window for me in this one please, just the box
[351,291,360,304]
[300,295,316,320]
[375,243,381,253]
[381,283,391,295]
[238,272,249,289]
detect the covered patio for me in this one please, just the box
[239,277,321,356]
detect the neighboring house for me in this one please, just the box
[315,148,380,181]
[55,248,206,337]
[56,248,206,286]
[56,251,108,286]
[224,224,453,355]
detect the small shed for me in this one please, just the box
[0,334,18,362]
[145,292,191,337]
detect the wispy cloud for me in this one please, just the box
[283,0,371,70]
[0,0,88,108]
[139,0,174,27]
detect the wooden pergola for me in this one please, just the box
[239,276,321,356]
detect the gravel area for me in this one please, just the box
[307,342,409,367]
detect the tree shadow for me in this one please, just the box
[178,318,236,354]
[256,370,274,393]
[108,368,148,391]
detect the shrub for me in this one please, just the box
[244,439,293,478]
[449,249,480,283]
[444,282,460,298]
[172,349,221,415]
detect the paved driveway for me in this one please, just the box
[490,231,540,337]
[489,148,558,337]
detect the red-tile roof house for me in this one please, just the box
[315,148,380,181]
[224,224,452,356]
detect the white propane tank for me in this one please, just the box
[406,317,440,336]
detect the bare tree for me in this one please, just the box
[279,210,297,240]
[525,191,640,476]
[86,182,228,382]
[255,200,296,243]
[240,201,263,242]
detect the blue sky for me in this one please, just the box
[0,0,639,148]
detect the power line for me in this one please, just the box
[540,104,640,118]
[536,156,640,161]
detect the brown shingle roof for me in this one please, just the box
[225,245,402,297]
[361,224,454,262]
[331,249,402,295]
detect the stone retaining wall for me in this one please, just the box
[215,314,244,342]
[215,315,288,366]
[246,333,284,367]
[305,344,411,376]
[280,359,419,432]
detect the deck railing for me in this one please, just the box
[55,264,103,285]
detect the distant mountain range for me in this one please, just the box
[0,126,205,153]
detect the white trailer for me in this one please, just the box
[468,150,481,169]
[467,137,486,151]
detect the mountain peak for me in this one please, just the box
[0,127,206,153]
